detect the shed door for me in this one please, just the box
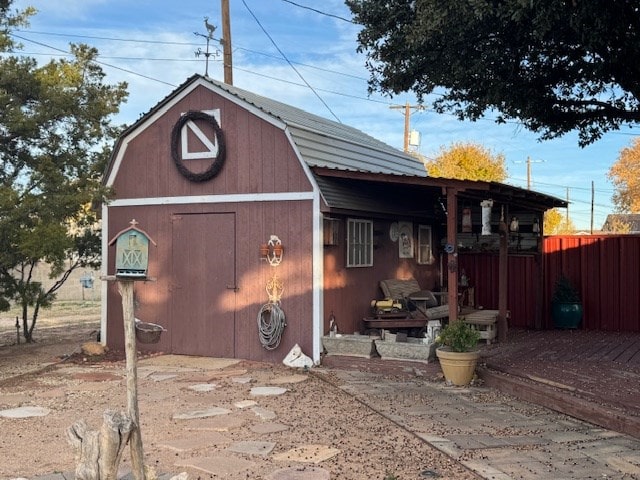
[170,213,236,357]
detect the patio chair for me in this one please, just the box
[379,279,449,321]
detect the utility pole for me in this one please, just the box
[389,102,424,152]
[514,157,545,190]
[221,0,233,85]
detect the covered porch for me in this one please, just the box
[316,167,567,340]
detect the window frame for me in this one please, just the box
[417,224,435,265]
[346,218,373,267]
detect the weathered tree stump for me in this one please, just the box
[67,410,133,480]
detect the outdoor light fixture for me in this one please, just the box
[461,208,472,233]
[532,217,540,235]
[509,216,520,233]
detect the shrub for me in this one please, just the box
[436,319,481,352]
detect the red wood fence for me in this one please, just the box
[458,235,640,332]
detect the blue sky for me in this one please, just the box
[11,0,639,230]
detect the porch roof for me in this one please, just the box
[313,168,567,216]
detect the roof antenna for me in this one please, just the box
[194,16,220,77]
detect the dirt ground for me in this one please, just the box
[0,304,479,480]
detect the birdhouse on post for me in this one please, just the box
[109,219,156,279]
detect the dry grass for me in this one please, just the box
[0,300,100,346]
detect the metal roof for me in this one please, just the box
[201,76,427,176]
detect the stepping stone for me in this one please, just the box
[269,374,308,385]
[173,407,231,420]
[250,422,290,434]
[0,406,50,418]
[149,373,178,382]
[72,372,122,382]
[186,415,246,432]
[250,386,287,396]
[232,376,253,384]
[188,383,217,392]
[266,466,331,480]
[174,455,254,475]
[0,394,31,405]
[36,389,66,399]
[272,444,340,464]
[252,406,277,420]
[157,431,230,451]
[202,368,248,380]
[227,440,276,456]
[234,400,257,409]
[140,355,239,370]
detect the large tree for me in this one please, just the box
[346,0,640,146]
[608,137,640,213]
[0,3,128,342]
[424,142,507,181]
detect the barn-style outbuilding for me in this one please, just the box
[101,74,565,363]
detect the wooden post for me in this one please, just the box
[117,280,145,480]
[498,221,509,342]
[446,187,459,320]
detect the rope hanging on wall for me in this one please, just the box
[170,110,226,182]
[257,275,287,350]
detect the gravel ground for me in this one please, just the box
[0,314,480,480]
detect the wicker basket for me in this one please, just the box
[135,321,166,344]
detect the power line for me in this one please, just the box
[241,0,341,123]
[15,29,370,81]
[280,0,354,23]
[10,33,178,88]
[14,29,640,140]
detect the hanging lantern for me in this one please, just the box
[461,208,472,233]
[509,216,520,233]
[532,217,540,235]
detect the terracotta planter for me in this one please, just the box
[435,347,480,386]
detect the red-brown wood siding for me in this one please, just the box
[106,83,316,362]
[106,201,314,362]
[322,218,441,335]
[543,235,640,332]
[110,85,311,199]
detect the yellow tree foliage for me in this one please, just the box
[608,137,640,213]
[424,142,507,182]
[544,208,576,234]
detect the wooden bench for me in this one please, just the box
[462,309,498,344]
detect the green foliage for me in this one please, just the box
[0,0,128,341]
[346,0,640,146]
[552,276,581,304]
[436,320,481,353]
[425,142,507,182]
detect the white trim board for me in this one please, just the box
[108,191,315,207]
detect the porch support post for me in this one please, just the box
[445,187,459,320]
[498,218,509,342]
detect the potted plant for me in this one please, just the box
[435,319,481,386]
[551,275,583,329]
